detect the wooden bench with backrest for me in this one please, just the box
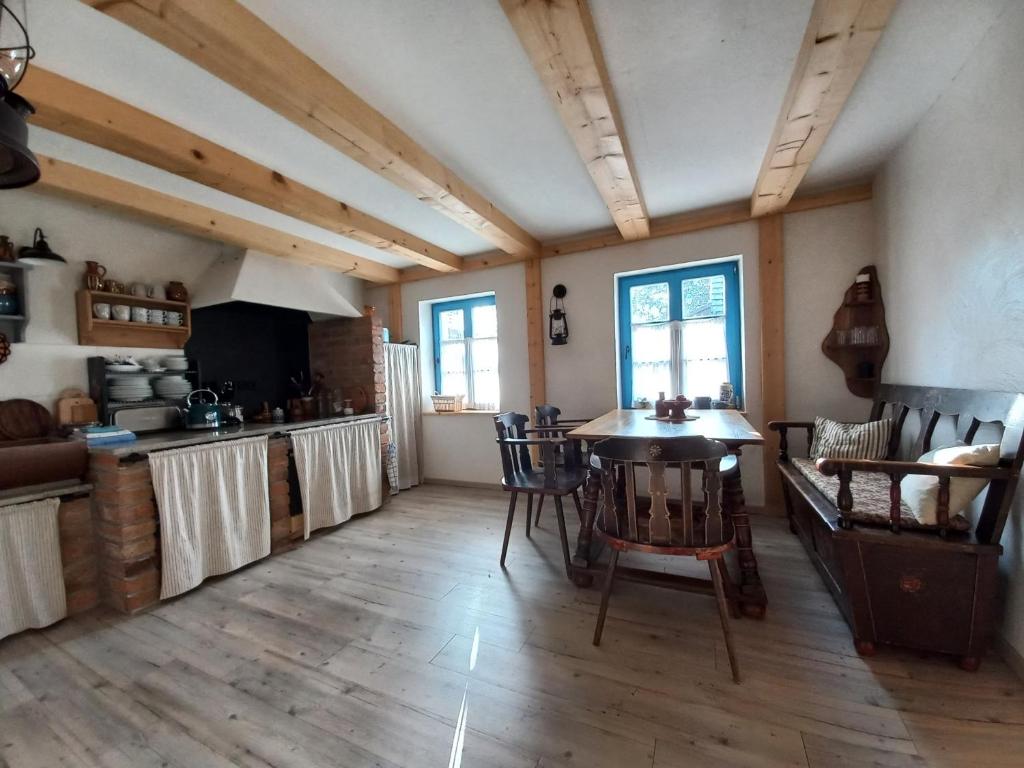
[769,383,1024,670]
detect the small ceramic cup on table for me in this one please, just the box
[92,303,111,320]
[112,304,131,322]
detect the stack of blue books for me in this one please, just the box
[73,425,137,446]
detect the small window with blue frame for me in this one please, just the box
[431,294,499,410]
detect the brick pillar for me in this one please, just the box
[89,454,160,614]
[268,436,292,552]
[58,495,100,615]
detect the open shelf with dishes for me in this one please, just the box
[87,356,202,426]
[76,289,192,348]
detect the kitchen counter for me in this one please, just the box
[88,413,386,456]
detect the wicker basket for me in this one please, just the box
[430,394,465,413]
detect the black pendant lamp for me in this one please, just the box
[18,228,65,265]
[0,1,39,189]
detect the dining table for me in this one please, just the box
[567,408,768,618]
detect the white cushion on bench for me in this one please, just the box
[902,443,999,526]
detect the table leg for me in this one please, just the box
[723,455,768,618]
[571,466,602,586]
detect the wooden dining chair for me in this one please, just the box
[494,412,587,577]
[532,404,596,525]
[590,435,742,683]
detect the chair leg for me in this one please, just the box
[553,496,573,580]
[572,489,583,521]
[593,549,620,646]
[534,495,545,525]
[710,558,741,683]
[500,492,518,568]
[716,558,741,619]
[525,494,533,538]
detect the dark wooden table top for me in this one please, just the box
[568,408,764,447]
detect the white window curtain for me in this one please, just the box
[384,342,423,490]
[631,318,730,403]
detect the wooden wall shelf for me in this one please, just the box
[822,265,889,399]
[76,289,192,349]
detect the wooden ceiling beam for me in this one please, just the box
[81,0,540,259]
[501,0,649,240]
[751,0,896,216]
[30,155,400,284]
[20,67,461,273]
[398,182,872,283]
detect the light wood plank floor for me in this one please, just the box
[2,484,1023,767]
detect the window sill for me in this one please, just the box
[425,409,499,416]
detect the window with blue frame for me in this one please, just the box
[617,261,742,408]
[432,294,499,410]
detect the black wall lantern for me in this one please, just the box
[0,1,39,189]
[549,284,568,345]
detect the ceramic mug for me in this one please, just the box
[131,306,149,323]
[112,304,131,322]
[148,309,165,325]
[150,284,167,300]
[92,302,111,320]
[164,311,183,326]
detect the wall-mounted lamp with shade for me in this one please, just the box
[0,1,38,189]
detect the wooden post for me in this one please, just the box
[388,283,403,342]
[759,215,785,511]
[525,258,546,462]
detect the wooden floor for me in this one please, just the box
[2,485,1023,768]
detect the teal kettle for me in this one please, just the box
[182,389,222,430]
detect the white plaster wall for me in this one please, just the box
[783,201,878,452]
[0,191,224,408]
[378,206,875,502]
[873,3,1024,661]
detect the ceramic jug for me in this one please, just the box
[166,281,188,302]
[84,261,107,290]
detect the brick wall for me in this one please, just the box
[58,495,100,616]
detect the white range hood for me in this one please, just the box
[191,249,363,318]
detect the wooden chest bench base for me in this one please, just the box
[780,461,1001,670]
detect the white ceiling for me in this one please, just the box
[16,0,1010,271]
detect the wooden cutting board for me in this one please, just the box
[0,399,53,441]
[56,389,97,426]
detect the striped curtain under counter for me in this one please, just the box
[149,435,271,600]
[290,419,383,539]
[0,498,67,640]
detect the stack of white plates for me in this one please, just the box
[153,375,191,400]
[109,376,154,402]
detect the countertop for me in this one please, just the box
[88,413,386,457]
[0,480,93,508]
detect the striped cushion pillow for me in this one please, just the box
[809,417,893,460]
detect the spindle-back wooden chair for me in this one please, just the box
[591,435,742,683]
